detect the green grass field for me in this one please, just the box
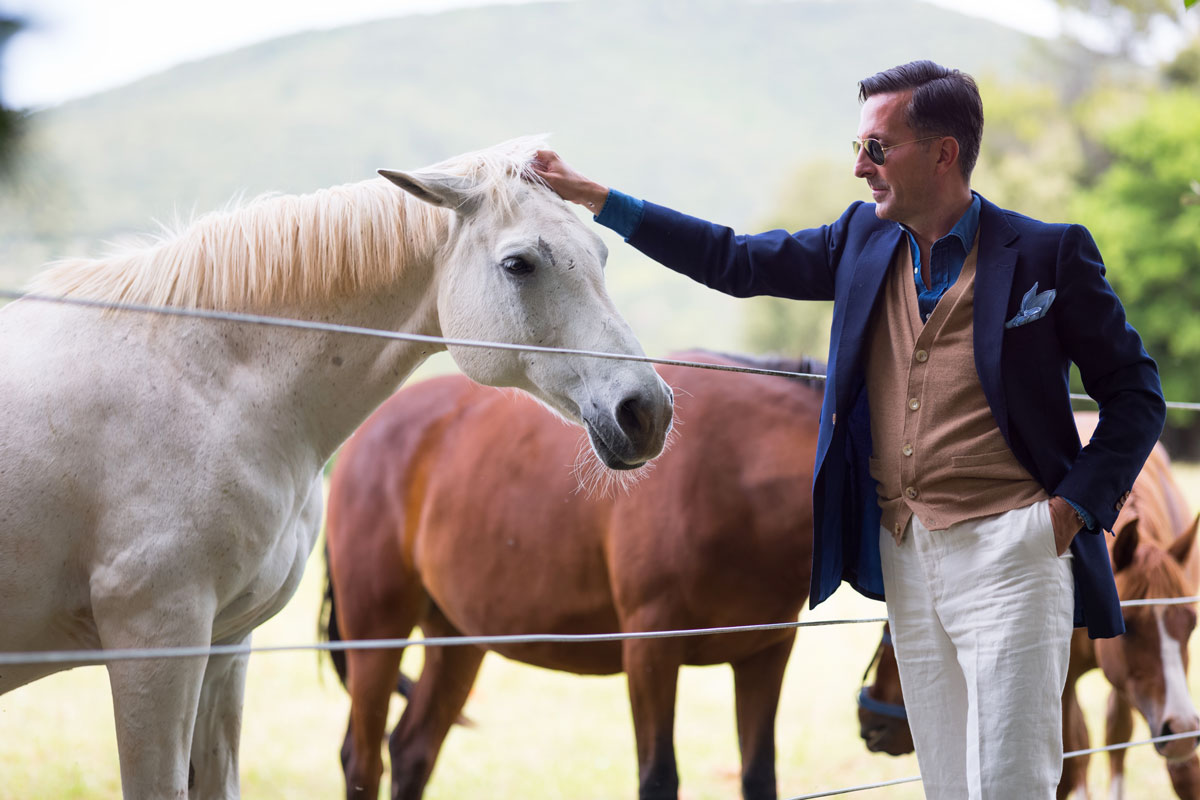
[3,465,1200,799]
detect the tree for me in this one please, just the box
[1069,87,1200,448]
[739,159,861,359]
[0,15,23,178]
[1052,0,1198,60]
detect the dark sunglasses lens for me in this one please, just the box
[866,140,885,165]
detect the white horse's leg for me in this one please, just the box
[97,593,215,800]
[189,636,250,800]
[106,655,207,798]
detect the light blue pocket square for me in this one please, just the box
[1005,282,1056,329]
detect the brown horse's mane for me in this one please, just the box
[1116,540,1190,601]
[704,350,827,391]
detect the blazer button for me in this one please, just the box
[831,413,837,425]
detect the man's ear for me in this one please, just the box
[935,136,960,177]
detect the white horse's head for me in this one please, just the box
[379,141,672,470]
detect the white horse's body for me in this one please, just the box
[0,138,672,798]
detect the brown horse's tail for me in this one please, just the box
[318,542,350,686]
[318,544,467,722]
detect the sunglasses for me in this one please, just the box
[852,136,942,166]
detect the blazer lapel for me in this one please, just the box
[973,198,1019,442]
[834,226,902,405]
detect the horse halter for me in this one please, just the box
[856,628,909,721]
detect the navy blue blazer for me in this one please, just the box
[627,195,1165,638]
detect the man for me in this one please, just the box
[532,60,1165,798]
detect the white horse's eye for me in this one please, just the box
[502,256,535,276]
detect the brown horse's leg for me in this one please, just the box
[338,577,426,800]
[389,606,486,800]
[623,636,685,800]
[1059,677,1090,800]
[732,633,794,800]
[1106,689,1134,797]
[1167,755,1200,799]
[344,645,408,799]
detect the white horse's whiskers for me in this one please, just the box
[570,401,681,499]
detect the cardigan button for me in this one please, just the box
[905,486,919,500]
[914,349,929,363]
[902,443,914,457]
[908,398,920,411]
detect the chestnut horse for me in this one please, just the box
[857,424,1200,799]
[321,351,823,800]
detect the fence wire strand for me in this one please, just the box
[2,597,1198,667]
[5,289,1200,409]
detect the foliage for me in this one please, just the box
[740,159,862,358]
[971,79,1087,221]
[1052,0,1196,58]
[1070,88,1200,423]
[0,15,24,179]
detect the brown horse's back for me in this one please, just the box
[327,351,822,673]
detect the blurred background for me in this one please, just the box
[0,1,1198,797]
[1,0,1197,448]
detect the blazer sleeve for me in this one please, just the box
[1051,224,1166,531]
[625,200,871,302]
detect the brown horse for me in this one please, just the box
[857,424,1200,799]
[321,351,823,800]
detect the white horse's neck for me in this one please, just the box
[227,261,445,466]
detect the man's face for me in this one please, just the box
[854,90,939,226]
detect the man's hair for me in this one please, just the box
[858,60,983,181]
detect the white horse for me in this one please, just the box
[0,136,673,799]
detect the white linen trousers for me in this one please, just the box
[879,499,1075,799]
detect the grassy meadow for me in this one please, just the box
[2,465,1200,799]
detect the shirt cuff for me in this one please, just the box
[1061,497,1097,532]
[593,189,645,239]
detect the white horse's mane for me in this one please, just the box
[28,135,551,311]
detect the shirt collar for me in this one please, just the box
[899,191,981,250]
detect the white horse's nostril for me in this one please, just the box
[617,396,647,438]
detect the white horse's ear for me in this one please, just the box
[378,169,478,213]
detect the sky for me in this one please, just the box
[0,0,1067,110]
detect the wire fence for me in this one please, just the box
[3,287,1200,798]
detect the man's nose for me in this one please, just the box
[853,147,875,179]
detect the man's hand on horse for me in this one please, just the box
[530,150,610,213]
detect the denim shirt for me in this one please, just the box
[905,192,981,323]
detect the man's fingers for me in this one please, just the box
[531,149,558,172]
